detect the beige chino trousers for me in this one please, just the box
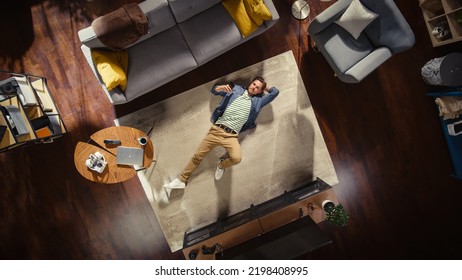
[179,125,241,183]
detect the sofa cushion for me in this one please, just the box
[124,26,198,101]
[91,49,129,91]
[179,4,242,65]
[362,0,415,53]
[335,0,378,40]
[168,0,221,23]
[222,0,272,37]
[314,23,373,74]
[134,0,177,48]
[140,0,177,38]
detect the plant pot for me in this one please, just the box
[322,200,335,213]
[323,202,349,227]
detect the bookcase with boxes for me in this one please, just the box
[0,71,67,152]
[419,0,462,47]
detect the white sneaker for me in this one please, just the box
[214,160,225,180]
[163,178,186,189]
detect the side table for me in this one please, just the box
[91,126,154,166]
[74,126,154,184]
[292,0,311,20]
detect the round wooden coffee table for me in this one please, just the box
[74,126,154,184]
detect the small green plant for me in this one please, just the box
[325,203,349,227]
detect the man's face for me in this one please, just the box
[248,80,264,96]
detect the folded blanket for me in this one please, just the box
[435,96,462,120]
[92,3,149,51]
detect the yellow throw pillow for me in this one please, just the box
[243,0,272,26]
[91,49,128,91]
[222,0,272,37]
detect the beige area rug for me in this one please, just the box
[115,50,338,252]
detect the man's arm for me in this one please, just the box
[211,84,233,96]
[260,86,279,107]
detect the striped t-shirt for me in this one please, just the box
[215,91,252,133]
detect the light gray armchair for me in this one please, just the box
[308,0,415,83]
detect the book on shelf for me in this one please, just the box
[35,126,52,138]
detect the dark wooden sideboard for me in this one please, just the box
[182,178,338,260]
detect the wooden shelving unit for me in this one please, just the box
[420,0,462,47]
[0,71,67,152]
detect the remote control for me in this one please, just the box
[104,139,121,145]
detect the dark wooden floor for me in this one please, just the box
[1,0,462,259]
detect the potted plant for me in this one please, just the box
[322,200,349,227]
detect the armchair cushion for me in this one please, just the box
[335,0,378,39]
[316,23,373,74]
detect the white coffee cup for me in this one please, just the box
[138,137,148,146]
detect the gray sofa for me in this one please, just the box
[308,0,415,83]
[78,0,279,104]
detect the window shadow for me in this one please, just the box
[0,1,34,66]
[0,0,133,70]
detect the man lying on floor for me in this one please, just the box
[164,76,280,189]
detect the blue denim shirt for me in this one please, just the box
[210,84,280,132]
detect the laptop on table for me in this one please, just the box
[116,146,144,166]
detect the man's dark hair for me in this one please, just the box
[252,76,267,93]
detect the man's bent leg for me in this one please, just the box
[219,135,241,169]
